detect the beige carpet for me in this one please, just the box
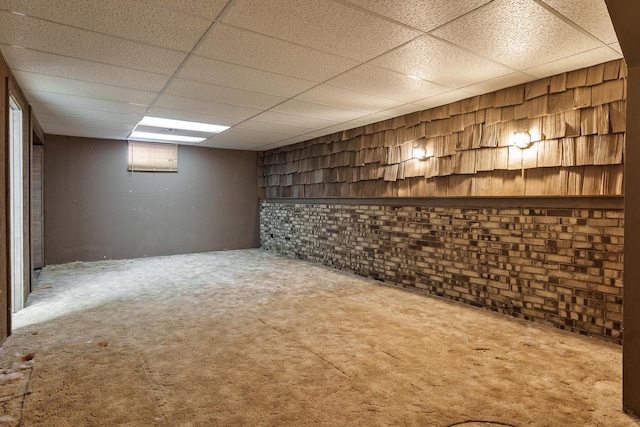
[0,249,636,426]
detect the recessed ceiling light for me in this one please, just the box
[138,116,229,133]
[129,131,205,143]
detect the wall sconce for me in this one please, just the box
[413,146,427,160]
[513,131,532,149]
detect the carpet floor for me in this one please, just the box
[0,249,636,426]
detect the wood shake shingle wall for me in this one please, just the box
[259,60,626,343]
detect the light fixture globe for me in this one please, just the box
[513,131,532,149]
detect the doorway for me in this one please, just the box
[9,95,24,313]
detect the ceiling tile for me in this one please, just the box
[375,103,426,118]
[251,111,339,130]
[200,139,265,150]
[221,0,420,61]
[155,94,262,120]
[178,55,316,97]
[432,0,603,70]
[372,35,514,88]
[39,123,131,140]
[414,90,476,109]
[219,127,294,141]
[31,102,141,125]
[327,64,450,102]
[13,71,157,105]
[524,46,622,79]
[458,71,535,96]
[143,0,230,20]
[164,78,285,109]
[25,90,148,115]
[1,45,168,91]
[36,113,136,131]
[296,84,402,113]
[541,0,618,44]
[272,100,369,122]
[344,0,491,32]
[146,107,244,127]
[2,0,211,51]
[233,120,316,136]
[346,113,395,126]
[0,11,186,75]
[609,42,622,55]
[196,24,359,82]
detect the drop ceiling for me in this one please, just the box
[0,0,622,150]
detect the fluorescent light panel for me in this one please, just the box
[130,131,205,143]
[138,116,229,133]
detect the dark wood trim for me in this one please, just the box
[261,196,624,210]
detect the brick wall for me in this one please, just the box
[261,200,624,343]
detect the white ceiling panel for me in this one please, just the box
[0,0,212,51]
[251,111,339,130]
[221,0,421,61]
[372,35,515,88]
[165,79,286,110]
[344,0,492,33]
[234,120,316,136]
[524,46,622,79]
[432,0,603,70]
[458,71,535,97]
[414,90,480,109]
[145,107,244,127]
[327,64,450,102]
[141,0,230,20]
[541,0,618,44]
[13,71,157,105]
[296,85,403,113]
[31,102,141,125]
[375,103,432,119]
[1,45,169,91]
[0,11,186,75]
[36,113,137,131]
[41,123,132,140]
[272,100,369,122]
[155,94,262,120]
[25,90,149,115]
[196,24,359,82]
[179,56,317,97]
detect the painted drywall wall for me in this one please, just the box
[44,136,259,264]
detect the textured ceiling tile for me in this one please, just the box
[233,120,316,136]
[251,111,339,130]
[372,35,514,88]
[541,0,618,44]
[0,11,186,75]
[145,107,243,127]
[524,46,622,79]
[327,64,450,102]
[458,71,535,96]
[165,78,286,110]
[344,0,491,32]
[39,123,131,140]
[196,24,359,82]
[220,127,294,141]
[221,0,420,61]
[25,90,149,115]
[13,71,157,105]
[272,99,369,122]
[35,112,136,131]
[1,45,168,91]
[413,90,475,108]
[296,84,402,113]
[2,0,211,51]
[375,103,426,118]
[432,0,602,70]
[346,113,395,126]
[608,42,622,55]
[31,102,141,125]
[145,0,230,20]
[155,94,262,120]
[179,56,316,97]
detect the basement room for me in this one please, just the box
[0,0,639,425]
